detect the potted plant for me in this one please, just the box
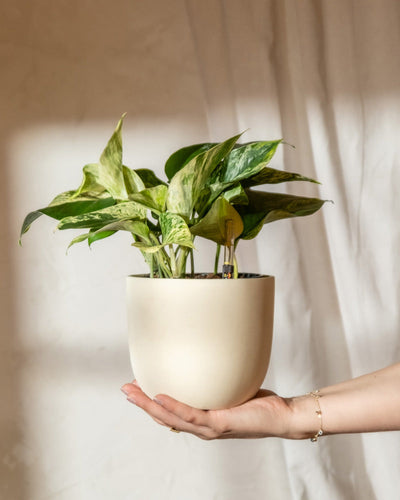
[20,115,328,410]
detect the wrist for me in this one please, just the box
[285,394,324,440]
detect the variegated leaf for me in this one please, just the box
[67,232,91,251]
[221,141,282,183]
[83,114,128,200]
[74,163,108,196]
[132,242,164,254]
[57,201,146,230]
[166,134,241,219]
[19,191,115,241]
[123,166,145,195]
[128,185,168,214]
[160,212,194,248]
[93,220,151,243]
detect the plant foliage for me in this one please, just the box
[20,115,328,278]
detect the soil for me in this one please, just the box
[147,273,264,279]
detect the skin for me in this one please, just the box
[121,363,400,441]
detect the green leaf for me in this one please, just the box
[242,166,319,188]
[237,190,327,239]
[57,201,146,230]
[164,143,216,181]
[135,168,167,188]
[194,178,249,218]
[190,197,243,245]
[221,141,282,183]
[222,183,249,205]
[128,185,168,214]
[166,134,242,220]
[123,166,145,195]
[88,230,116,246]
[160,212,194,248]
[67,229,118,251]
[19,211,43,243]
[19,192,115,241]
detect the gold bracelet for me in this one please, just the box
[307,390,323,442]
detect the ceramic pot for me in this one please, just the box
[127,274,274,410]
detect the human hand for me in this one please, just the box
[121,381,295,440]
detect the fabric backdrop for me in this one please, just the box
[1,1,399,499]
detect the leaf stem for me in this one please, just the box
[190,248,195,277]
[150,254,154,278]
[214,244,221,275]
[169,244,178,277]
[233,253,238,279]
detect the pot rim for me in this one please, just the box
[127,273,273,280]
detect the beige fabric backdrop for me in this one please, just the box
[1,1,399,499]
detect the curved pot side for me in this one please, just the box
[127,276,275,410]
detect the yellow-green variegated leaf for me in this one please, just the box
[132,214,194,254]
[190,197,243,245]
[93,220,151,243]
[19,191,115,242]
[123,166,146,195]
[57,201,146,230]
[128,185,168,214]
[74,164,108,196]
[67,232,90,251]
[160,212,194,248]
[81,114,128,200]
[132,242,163,254]
[166,133,242,219]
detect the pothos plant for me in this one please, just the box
[20,115,328,278]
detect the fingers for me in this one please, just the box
[152,394,208,426]
[121,382,222,439]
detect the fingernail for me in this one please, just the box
[121,385,130,395]
[153,397,164,406]
[127,395,137,404]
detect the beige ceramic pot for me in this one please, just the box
[127,274,274,410]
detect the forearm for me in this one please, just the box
[286,363,400,439]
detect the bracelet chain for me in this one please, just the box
[307,390,324,442]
